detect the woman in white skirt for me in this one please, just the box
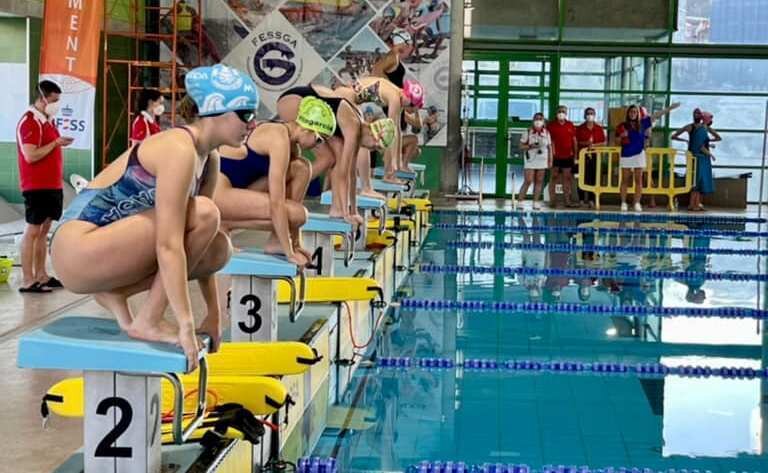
[517,113,553,210]
[615,103,679,211]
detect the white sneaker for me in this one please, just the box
[532,201,541,211]
[634,202,643,212]
[620,202,628,212]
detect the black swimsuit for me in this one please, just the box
[386,61,406,88]
[280,85,358,139]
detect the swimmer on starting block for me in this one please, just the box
[216,97,337,267]
[276,84,397,229]
[50,64,259,368]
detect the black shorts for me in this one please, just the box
[23,189,63,225]
[553,158,574,169]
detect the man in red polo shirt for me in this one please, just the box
[15,80,73,293]
[547,105,578,207]
[575,107,607,207]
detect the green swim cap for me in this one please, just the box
[296,96,337,137]
[370,118,396,149]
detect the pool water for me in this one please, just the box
[311,211,768,473]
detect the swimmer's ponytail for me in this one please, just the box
[178,95,199,123]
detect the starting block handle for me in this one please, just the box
[159,356,208,444]
[344,232,354,267]
[278,274,305,322]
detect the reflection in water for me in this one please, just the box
[312,214,768,472]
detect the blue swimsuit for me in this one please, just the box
[59,127,207,227]
[219,126,279,188]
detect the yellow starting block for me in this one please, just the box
[43,375,288,419]
[277,277,383,304]
[387,197,432,213]
[333,230,397,250]
[367,218,415,232]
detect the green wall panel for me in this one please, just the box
[0,17,27,63]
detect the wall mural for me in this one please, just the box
[194,0,451,146]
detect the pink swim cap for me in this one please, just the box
[402,79,425,109]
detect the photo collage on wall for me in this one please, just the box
[165,0,451,146]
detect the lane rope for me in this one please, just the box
[400,299,768,320]
[416,263,768,282]
[376,356,767,380]
[432,208,767,224]
[431,223,768,239]
[444,240,768,256]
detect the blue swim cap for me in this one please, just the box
[184,64,259,117]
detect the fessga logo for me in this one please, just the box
[248,31,302,91]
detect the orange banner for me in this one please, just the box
[40,0,103,86]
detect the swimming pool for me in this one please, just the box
[310,209,768,473]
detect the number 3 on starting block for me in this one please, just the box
[231,277,278,342]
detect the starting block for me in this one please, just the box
[372,166,417,182]
[320,191,387,250]
[18,316,211,473]
[302,213,353,277]
[220,250,304,343]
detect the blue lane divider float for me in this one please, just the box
[416,263,768,282]
[297,457,338,473]
[376,356,768,380]
[431,223,768,239]
[432,208,767,224]
[406,463,720,473]
[444,240,768,257]
[400,299,768,320]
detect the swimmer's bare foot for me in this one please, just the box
[360,189,387,200]
[94,292,134,331]
[263,234,285,256]
[125,317,180,345]
[383,175,405,185]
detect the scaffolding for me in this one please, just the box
[101,0,204,168]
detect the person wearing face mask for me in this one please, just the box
[130,88,166,145]
[575,107,607,208]
[615,102,680,212]
[671,108,722,211]
[50,65,259,368]
[547,105,578,208]
[517,112,553,210]
[15,80,74,293]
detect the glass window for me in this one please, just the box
[510,61,550,73]
[669,95,768,130]
[509,75,544,88]
[478,61,500,72]
[476,98,499,120]
[469,127,498,159]
[674,0,768,45]
[672,58,768,93]
[669,131,766,167]
[478,74,499,86]
[464,0,559,41]
[560,92,607,123]
[561,74,605,90]
[563,0,671,43]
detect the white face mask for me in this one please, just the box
[44,101,60,118]
[153,104,165,116]
[557,112,566,120]
[533,120,544,128]
[586,114,595,122]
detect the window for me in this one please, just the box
[674,0,768,45]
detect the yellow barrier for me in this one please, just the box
[577,147,696,210]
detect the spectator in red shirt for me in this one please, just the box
[575,107,607,208]
[547,105,578,207]
[130,88,165,145]
[15,80,73,293]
